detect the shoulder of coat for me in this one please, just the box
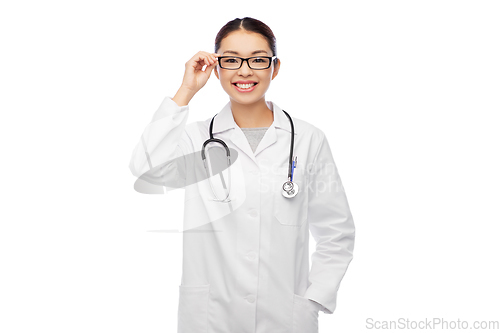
[290,115,325,141]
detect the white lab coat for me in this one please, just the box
[129,96,355,333]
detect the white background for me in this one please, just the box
[1,0,499,332]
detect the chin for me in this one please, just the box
[231,93,262,103]
[226,88,267,103]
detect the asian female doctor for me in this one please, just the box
[129,17,355,333]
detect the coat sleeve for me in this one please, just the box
[303,130,355,314]
[129,96,194,191]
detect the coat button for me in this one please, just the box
[246,295,256,303]
[249,209,258,218]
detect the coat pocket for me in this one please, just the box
[177,284,210,333]
[292,293,319,333]
[273,166,308,226]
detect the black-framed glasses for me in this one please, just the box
[218,56,277,70]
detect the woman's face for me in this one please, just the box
[214,30,280,105]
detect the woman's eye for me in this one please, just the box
[252,58,265,63]
[223,58,237,63]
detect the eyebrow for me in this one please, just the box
[222,50,269,55]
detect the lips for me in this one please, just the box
[233,82,257,88]
[233,81,258,88]
[233,82,258,92]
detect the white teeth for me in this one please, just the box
[235,83,256,89]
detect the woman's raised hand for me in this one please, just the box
[173,51,221,106]
[184,51,221,88]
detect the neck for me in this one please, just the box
[230,98,274,128]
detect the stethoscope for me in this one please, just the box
[201,109,298,202]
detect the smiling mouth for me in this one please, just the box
[233,82,258,89]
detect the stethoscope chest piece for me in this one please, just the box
[282,181,299,198]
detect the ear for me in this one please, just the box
[271,58,280,80]
[214,65,220,80]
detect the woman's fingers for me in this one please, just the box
[180,51,221,93]
[201,54,220,71]
[198,54,213,69]
[202,52,220,65]
[190,51,220,73]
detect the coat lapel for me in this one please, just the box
[253,100,298,156]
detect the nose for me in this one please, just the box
[238,59,253,76]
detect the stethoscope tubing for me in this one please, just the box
[202,108,297,201]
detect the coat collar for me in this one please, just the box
[208,100,298,164]
[211,100,298,135]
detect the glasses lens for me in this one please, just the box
[249,57,270,69]
[220,57,271,69]
[220,57,242,69]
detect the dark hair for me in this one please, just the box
[214,17,278,67]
